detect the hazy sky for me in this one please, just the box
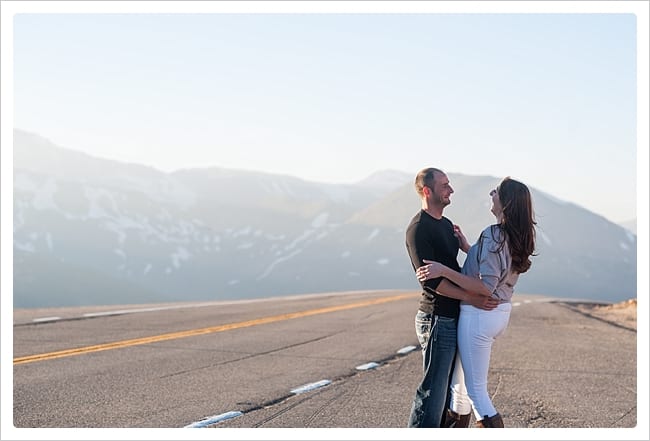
[5,2,649,226]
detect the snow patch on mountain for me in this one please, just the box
[367,228,380,241]
[266,178,298,198]
[319,185,352,203]
[32,178,58,211]
[233,227,252,238]
[311,212,329,228]
[14,241,35,253]
[257,249,303,280]
[171,247,191,268]
[285,229,315,251]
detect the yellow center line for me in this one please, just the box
[14,292,418,365]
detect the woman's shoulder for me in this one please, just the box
[480,224,505,248]
[480,224,502,237]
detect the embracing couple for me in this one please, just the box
[405,167,537,428]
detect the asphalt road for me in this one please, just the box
[10,290,640,437]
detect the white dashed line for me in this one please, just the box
[182,341,439,428]
[82,305,191,318]
[184,411,243,428]
[290,379,331,394]
[397,345,417,354]
[356,362,380,370]
[32,317,62,323]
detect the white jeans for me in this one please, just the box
[449,302,512,419]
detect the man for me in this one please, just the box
[405,167,497,428]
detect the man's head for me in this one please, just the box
[415,167,454,211]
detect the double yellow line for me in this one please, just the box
[14,292,418,365]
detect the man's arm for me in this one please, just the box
[435,279,498,310]
[406,220,448,293]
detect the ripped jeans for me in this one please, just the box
[407,310,458,428]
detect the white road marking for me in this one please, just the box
[356,362,380,370]
[184,411,243,428]
[290,379,332,394]
[32,316,61,323]
[397,345,417,354]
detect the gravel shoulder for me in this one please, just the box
[566,298,637,331]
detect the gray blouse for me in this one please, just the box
[461,225,518,303]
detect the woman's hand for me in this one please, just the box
[453,224,470,253]
[416,259,446,282]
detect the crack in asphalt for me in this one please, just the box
[207,346,417,427]
[157,333,338,379]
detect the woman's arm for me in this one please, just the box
[417,259,493,297]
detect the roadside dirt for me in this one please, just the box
[572,298,637,331]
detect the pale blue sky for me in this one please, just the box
[6,4,648,224]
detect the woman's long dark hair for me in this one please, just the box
[497,177,537,274]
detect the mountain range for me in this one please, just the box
[12,129,637,308]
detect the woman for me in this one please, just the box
[416,176,537,428]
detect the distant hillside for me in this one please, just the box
[13,129,637,307]
[618,219,636,235]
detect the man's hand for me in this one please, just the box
[467,294,499,310]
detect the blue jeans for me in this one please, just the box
[407,310,458,428]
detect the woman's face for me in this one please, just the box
[490,187,503,218]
